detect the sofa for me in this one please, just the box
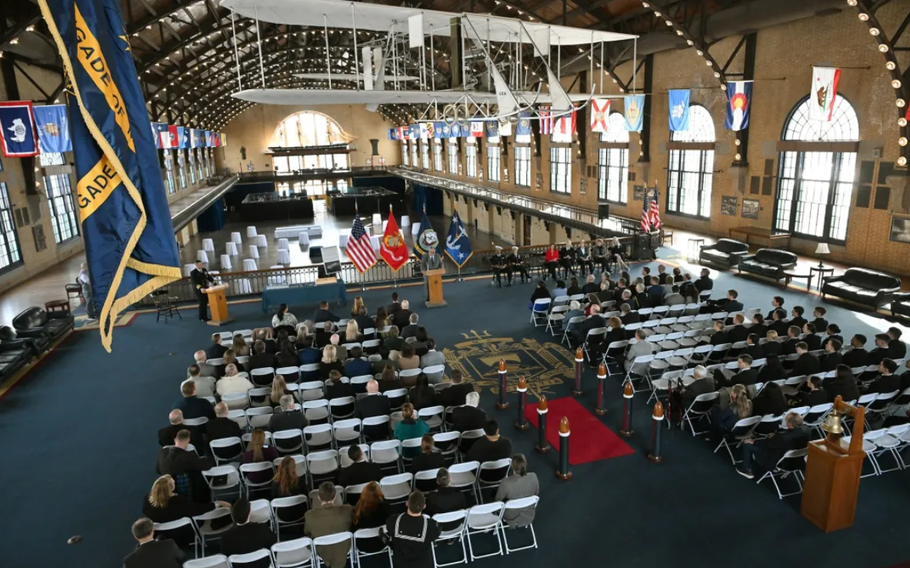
[0,326,33,380]
[892,292,910,318]
[737,248,798,284]
[12,306,74,345]
[699,238,749,269]
[821,268,902,309]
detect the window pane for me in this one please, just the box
[515,146,530,187]
[0,182,22,270]
[549,147,571,194]
[487,145,500,181]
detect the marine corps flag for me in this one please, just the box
[38,0,181,351]
[380,206,409,271]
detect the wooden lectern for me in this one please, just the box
[800,396,866,532]
[205,284,233,326]
[424,268,447,309]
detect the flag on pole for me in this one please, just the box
[641,191,652,233]
[419,123,429,140]
[539,107,552,134]
[176,126,188,149]
[39,0,181,351]
[649,188,662,230]
[725,81,753,131]
[380,207,409,271]
[810,66,841,122]
[624,95,644,132]
[33,104,73,153]
[485,120,499,138]
[444,211,472,268]
[0,101,39,157]
[668,89,690,131]
[498,119,512,137]
[412,208,438,259]
[346,213,377,273]
[553,109,576,136]
[516,112,532,137]
[160,125,177,149]
[426,122,437,139]
[470,121,484,137]
[590,98,610,133]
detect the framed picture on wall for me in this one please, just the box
[890,216,910,244]
[721,196,738,216]
[633,185,645,201]
[741,199,760,220]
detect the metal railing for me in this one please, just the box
[237,166,391,184]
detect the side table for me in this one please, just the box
[809,266,835,293]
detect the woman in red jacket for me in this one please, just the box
[544,244,559,281]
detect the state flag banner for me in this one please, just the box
[0,101,40,157]
[516,112,532,137]
[668,89,690,132]
[725,81,753,131]
[810,66,841,122]
[498,119,512,137]
[590,98,610,133]
[419,123,429,140]
[624,95,645,132]
[470,121,485,137]
[33,104,73,154]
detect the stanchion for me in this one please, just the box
[535,397,550,453]
[595,362,607,415]
[573,347,584,396]
[496,358,509,409]
[619,380,634,437]
[648,401,664,463]
[556,417,572,480]
[515,376,528,430]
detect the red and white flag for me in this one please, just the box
[641,195,651,233]
[539,108,552,134]
[553,110,576,136]
[810,66,841,122]
[649,192,662,230]
[380,207,410,271]
[346,215,376,273]
[590,98,610,133]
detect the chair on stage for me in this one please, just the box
[220,255,233,271]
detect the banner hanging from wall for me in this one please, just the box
[0,101,40,157]
[810,66,841,122]
[590,98,610,133]
[33,104,73,153]
[623,95,644,132]
[668,89,690,132]
[725,81,753,131]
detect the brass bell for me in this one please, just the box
[822,412,844,436]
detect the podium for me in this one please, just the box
[205,284,233,326]
[424,268,447,309]
[800,396,866,532]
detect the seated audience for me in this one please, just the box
[184,364,216,398]
[314,300,340,324]
[790,376,827,408]
[409,374,436,410]
[412,327,430,356]
[241,429,279,484]
[426,468,466,517]
[888,327,907,359]
[664,285,685,307]
[158,409,203,448]
[207,402,243,442]
[205,334,228,360]
[750,314,768,339]
[620,302,639,325]
[345,346,373,378]
[566,276,582,297]
[392,300,413,329]
[338,445,383,487]
[252,328,278,354]
[330,334,348,361]
[269,395,307,432]
[249,340,276,371]
[728,314,749,344]
[789,306,807,331]
[679,365,714,410]
[865,359,901,394]
[751,381,788,417]
[821,340,843,371]
[581,274,599,295]
[305,482,353,568]
[401,314,421,340]
[466,420,513,475]
[272,456,308,498]
[436,370,474,409]
[123,518,183,568]
[420,339,445,368]
[221,497,277,566]
[325,370,354,400]
[825,365,859,403]
[821,324,843,351]
[694,268,713,292]
[192,350,219,379]
[314,321,334,349]
[174,380,215,420]
[495,454,540,527]
[867,334,891,366]
[384,326,405,353]
[320,345,344,379]
[574,304,605,346]
[529,280,551,306]
[736,412,810,479]
[142,475,228,546]
[357,380,392,419]
[810,307,828,333]
[354,306,373,334]
[378,366,404,393]
[216,364,254,397]
[374,306,389,331]
[397,344,421,374]
[763,330,782,358]
[714,354,757,388]
[351,296,366,319]
[453,392,486,438]
[791,342,821,377]
[386,292,402,316]
[550,280,568,299]
[710,384,752,442]
[345,319,364,343]
[275,340,299,368]
[352,482,391,536]
[766,296,784,320]
[156,429,213,501]
[272,303,298,333]
[411,434,446,473]
[757,354,785,383]
[625,330,654,371]
[743,334,764,360]
[395,403,430,458]
[222,349,245,374]
[383,492,440,568]
[782,326,801,355]
[802,323,821,351]
[270,376,290,406]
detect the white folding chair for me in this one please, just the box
[228,549,273,568]
[379,472,414,503]
[714,416,762,464]
[273,429,304,455]
[756,448,808,499]
[419,405,445,432]
[303,400,330,425]
[210,437,243,464]
[306,449,340,485]
[192,507,234,556]
[353,527,393,566]
[432,510,468,567]
[183,554,228,568]
[502,495,540,552]
[154,517,200,559]
[271,495,308,537]
[312,532,353,568]
[304,424,335,452]
[423,365,446,384]
[271,537,314,568]
[465,502,505,560]
[370,440,403,472]
[448,461,480,502]
[529,299,551,327]
[332,418,362,446]
[239,462,275,496]
[477,458,511,501]
[246,407,274,430]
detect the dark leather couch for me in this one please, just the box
[821,268,902,309]
[699,238,749,269]
[737,248,798,283]
[12,307,74,344]
[892,292,910,318]
[0,326,33,380]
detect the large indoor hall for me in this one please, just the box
[2,1,910,568]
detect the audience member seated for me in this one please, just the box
[320,345,344,379]
[751,381,788,417]
[694,268,713,292]
[351,482,391,537]
[325,371,354,400]
[436,371,474,409]
[223,349,245,373]
[374,307,389,331]
[664,285,685,306]
[252,328,278,354]
[384,326,405,353]
[345,347,373,378]
[314,321,334,349]
[420,339,444,369]
[566,277,582,297]
[495,454,540,527]
[205,334,228,360]
[750,314,768,339]
[249,340,276,371]
[604,317,625,348]
[411,327,430,357]
[338,445,382,487]
[314,301,341,324]
[821,340,843,371]
[275,340,299,368]
[378,366,404,393]
[710,384,752,442]
[353,306,373,335]
[865,359,901,393]
[581,274,599,295]
[409,375,436,410]
[242,429,280,484]
[392,300,413,329]
[401,314,421,339]
[824,365,859,403]
[269,395,307,432]
[810,307,828,333]
[123,517,183,568]
[762,331,782,357]
[158,409,203,448]
[192,350,220,379]
[272,304,298,335]
[620,303,639,325]
[789,376,827,408]
[175,380,215,420]
[345,320,364,344]
[550,279,568,300]
[789,305,807,331]
[790,342,820,377]
[305,482,353,568]
[467,420,513,475]
[382,492,440,568]
[743,334,764,360]
[358,380,392,419]
[216,364,254,397]
[270,376,290,406]
[707,321,730,346]
[736,412,810,480]
[397,344,421,375]
[679,365,714,410]
[820,324,843,351]
[714,354,757,388]
[207,402,243,442]
[184,364,216,399]
[574,304,605,347]
[386,292,402,316]
[888,327,906,359]
[758,354,785,383]
[142,475,228,547]
[395,403,430,458]
[411,434,446,474]
[867,333,891,366]
[156,429,213,502]
[272,456,309,499]
[625,330,654,371]
[453,393,487,446]
[802,324,821,351]
[221,497,277,567]
[529,281,551,307]
[426,468,466,517]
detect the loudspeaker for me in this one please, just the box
[598,203,610,219]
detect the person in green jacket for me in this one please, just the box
[395,402,430,458]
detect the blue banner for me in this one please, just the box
[434,121,446,139]
[0,101,39,157]
[189,128,201,148]
[33,104,73,154]
[412,210,438,259]
[39,0,181,351]
[516,111,532,137]
[449,123,461,138]
[176,126,188,149]
[725,81,752,131]
[668,89,690,132]
[408,124,419,141]
[485,120,499,138]
[623,95,644,132]
[444,211,472,268]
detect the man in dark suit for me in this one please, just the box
[820,339,843,372]
[314,301,341,324]
[221,497,276,566]
[158,410,205,449]
[353,307,373,334]
[269,395,308,432]
[425,468,466,516]
[782,326,802,356]
[788,306,808,332]
[694,268,713,293]
[707,320,730,346]
[769,309,789,337]
[248,340,276,371]
[573,304,606,346]
[766,296,785,320]
[868,334,891,366]
[344,346,373,378]
[337,445,383,487]
[190,260,215,322]
[888,327,907,360]
[436,370,475,409]
[714,354,757,388]
[204,335,228,361]
[156,429,214,501]
[314,321,334,349]
[744,334,764,361]
[392,300,414,329]
[386,293,402,317]
[620,303,640,325]
[175,381,215,420]
[453,393,487,451]
[792,376,828,408]
[357,380,392,419]
[384,327,406,353]
[790,343,821,377]
[865,359,901,394]
[206,402,242,442]
[736,412,810,479]
[123,518,183,568]
[704,289,743,313]
[810,307,828,332]
[842,335,869,369]
[750,314,768,339]
[679,366,715,410]
[728,314,749,344]
[401,314,420,339]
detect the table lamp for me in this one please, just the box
[815,243,830,268]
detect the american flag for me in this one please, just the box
[347,216,377,273]
[641,193,651,233]
[649,189,662,230]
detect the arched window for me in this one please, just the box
[598,112,629,203]
[773,96,859,242]
[269,111,354,195]
[667,105,715,218]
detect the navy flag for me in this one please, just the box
[39,0,181,351]
[444,211,472,268]
[412,209,438,259]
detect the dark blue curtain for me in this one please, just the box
[413,184,443,215]
[197,198,225,232]
[224,182,275,209]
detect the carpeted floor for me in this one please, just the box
[2,251,910,568]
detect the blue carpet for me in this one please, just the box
[2,261,910,568]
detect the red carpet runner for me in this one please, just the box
[524,396,635,465]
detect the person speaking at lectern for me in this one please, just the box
[190,260,215,322]
[421,247,444,301]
